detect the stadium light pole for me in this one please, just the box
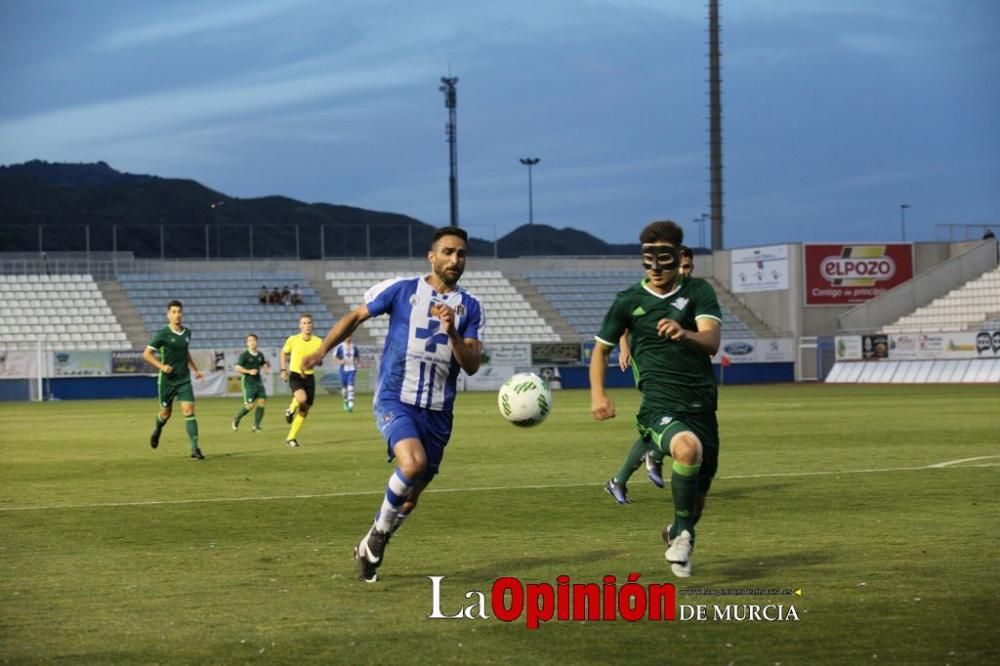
[900,203,911,242]
[519,158,540,255]
[519,158,540,225]
[440,76,460,227]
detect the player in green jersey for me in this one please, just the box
[619,245,696,487]
[143,300,205,460]
[590,222,721,577]
[232,333,270,433]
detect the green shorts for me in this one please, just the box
[635,407,720,485]
[158,378,195,408]
[242,380,266,404]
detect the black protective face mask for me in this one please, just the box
[641,245,679,272]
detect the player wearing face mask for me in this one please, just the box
[589,221,722,578]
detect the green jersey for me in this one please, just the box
[147,325,193,384]
[596,277,722,413]
[236,350,268,386]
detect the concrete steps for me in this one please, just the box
[704,276,777,338]
[97,280,149,350]
[303,270,376,345]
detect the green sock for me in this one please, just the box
[254,407,265,428]
[234,407,249,424]
[153,415,166,433]
[670,461,701,537]
[185,416,199,450]
[614,438,649,485]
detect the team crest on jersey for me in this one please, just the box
[659,416,673,426]
[409,295,420,306]
[670,297,689,311]
[456,304,465,316]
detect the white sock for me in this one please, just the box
[375,469,413,533]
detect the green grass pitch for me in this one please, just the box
[1,384,998,664]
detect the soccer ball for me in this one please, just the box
[497,372,552,427]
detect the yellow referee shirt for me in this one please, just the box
[282,334,322,375]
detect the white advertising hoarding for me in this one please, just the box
[731,244,790,293]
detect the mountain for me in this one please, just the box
[0,160,637,258]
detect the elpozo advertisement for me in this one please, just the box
[804,243,913,306]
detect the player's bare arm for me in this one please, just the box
[143,347,170,374]
[302,304,371,370]
[656,317,721,356]
[589,341,616,421]
[618,331,631,370]
[433,302,481,375]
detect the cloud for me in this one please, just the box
[95,0,304,51]
[0,62,437,161]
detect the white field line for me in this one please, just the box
[1,456,998,513]
[926,455,1000,468]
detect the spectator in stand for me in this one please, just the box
[291,284,304,306]
[281,285,291,306]
[258,285,269,304]
[269,286,283,304]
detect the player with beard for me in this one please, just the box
[303,226,484,583]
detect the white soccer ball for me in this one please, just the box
[497,372,552,427]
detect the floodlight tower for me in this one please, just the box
[440,76,460,227]
[708,0,725,250]
[519,158,540,226]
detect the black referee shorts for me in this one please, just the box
[288,372,316,406]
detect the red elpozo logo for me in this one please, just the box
[819,247,896,286]
[805,243,913,305]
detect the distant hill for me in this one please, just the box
[0,160,638,258]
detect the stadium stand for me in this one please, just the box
[325,270,560,344]
[882,265,1000,334]
[524,270,758,339]
[118,271,335,350]
[825,358,1000,384]
[0,274,129,350]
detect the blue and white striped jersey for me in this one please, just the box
[334,341,360,372]
[365,276,485,412]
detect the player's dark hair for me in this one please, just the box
[640,221,684,246]
[680,245,693,260]
[300,313,313,321]
[430,226,468,249]
[166,299,183,310]
[247,333,258,340]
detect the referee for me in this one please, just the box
[280,313,323,447]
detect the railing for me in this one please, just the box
[0,222,502,261]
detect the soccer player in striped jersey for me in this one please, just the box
[334,336,361,412]
[303,226,484,583]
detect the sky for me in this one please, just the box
[1,0,998,249]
